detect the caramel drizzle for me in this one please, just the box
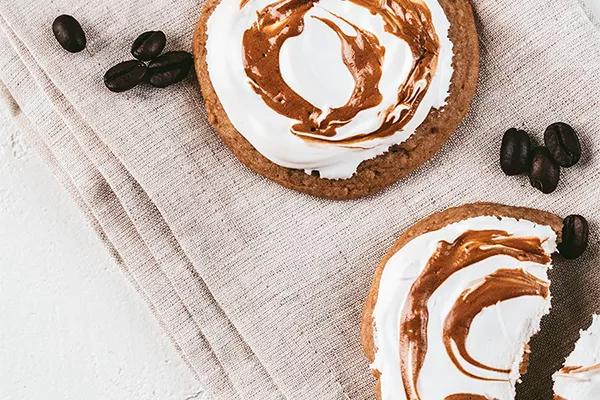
[241,0,439,145]
[443,268,549,381]
[559,363,600,375]
[399,230,551,400]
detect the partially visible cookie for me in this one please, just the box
[553,314,600,400]
[193,0,479,199]
[361,202,563,399]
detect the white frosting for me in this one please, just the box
[205,0,454,179]
[554,315,600,399]
[371,216,558,400]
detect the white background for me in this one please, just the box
[0,2,598,399]
[587,0,600,19]
[0,111,202,398]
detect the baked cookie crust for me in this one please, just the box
[360,202,563,399]
[193,0,480,199]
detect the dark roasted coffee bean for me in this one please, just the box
[528,147,560,194]
[544,122,581,167]
[131,31,166,61]
[52,15,86,53]
[500,128,532,175]
[558,215,589,260]
[104,60,147,93]
[147,51,193,88]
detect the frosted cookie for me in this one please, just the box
[553,315,600,400]
[193,0,479,199]
[361,203,563,399]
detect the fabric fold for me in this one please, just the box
[0,47,237,400]
[0,21,282,400]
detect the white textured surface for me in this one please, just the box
[586,0,600,19]
[0,105,202,399]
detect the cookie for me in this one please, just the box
[192,0,479,199]
[553,314,600,400]
[361,202,563,399]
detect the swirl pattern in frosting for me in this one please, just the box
[442,268,549,382]
[371,216,557,400]
[205,0,454,178]
[241,0,438,144]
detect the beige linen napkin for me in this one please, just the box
[1,0,599,399]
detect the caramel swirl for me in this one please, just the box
[559,363,600,375]
[399,230,550,400]
[443,268,549,381]
[241,0,439,145]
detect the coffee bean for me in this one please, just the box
[544,122,581,167]
[558,215,589,260]
[528,147,560,194]
[131,31,166,61]
[52,15,86,53]
[104,60,147,93]
[500,128,532,175]
[147,51,193,88]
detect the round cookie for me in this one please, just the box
[193,0,480,199]
[361,202,563,399]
